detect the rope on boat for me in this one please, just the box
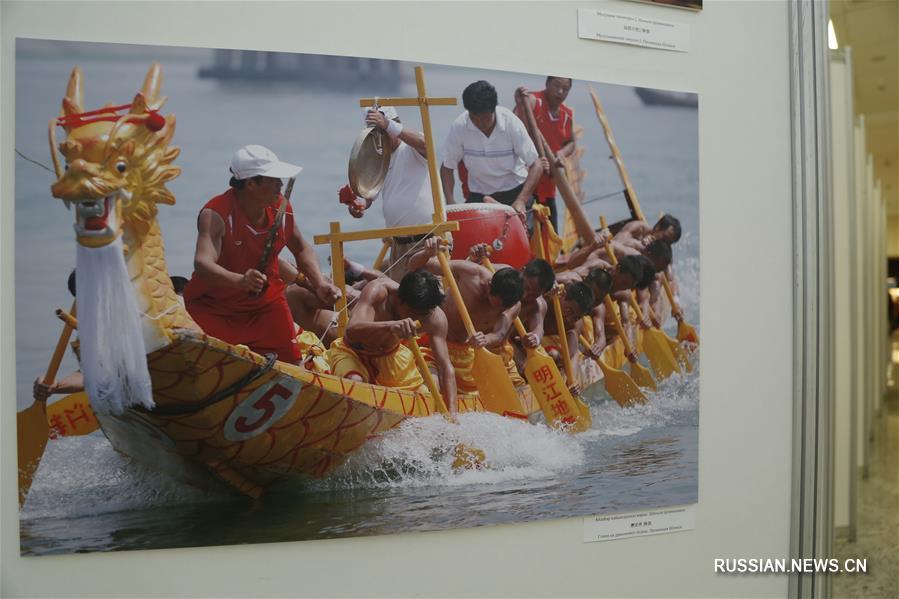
[581,188,626,206]
[143,352,278,416]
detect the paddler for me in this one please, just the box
[408,237,525,394]
[556,262,651,359]
[183,145,340,364]
[339,105,444,281]
[440,80,545,219]
[611,239,674,324]
[513,77,576,232]
[468,242,555,378]
[325,270,458,411]
[33,269,187,402]
[615,213,682,251]
[540,281,595,378]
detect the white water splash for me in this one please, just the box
[589,359,701,437]
[76,240,154,413]
[315,412,587,491]
[21,434,217,520]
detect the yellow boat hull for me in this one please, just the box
[97,329,493,495]
[90,294,667,496]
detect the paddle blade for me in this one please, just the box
[524,348,591,433]
[678,320,700,348]
[17,401,50,507]
[629,359,657,391]
[472,347,528,420]
[596,359,647,407]
[666,334,694,373]
[452,443,487,471]
[642,329,681,380]
[47,392,99,437]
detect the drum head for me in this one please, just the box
[348,127,392,199]
[447,203,531,269]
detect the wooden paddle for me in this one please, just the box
[654,208,699,350]
[603,294,656,391]
[588,86,699,349]
[408,326,451,416]
[435,249,528,420]
[601,216,681,381]
[517,91,595,246]
[662,275,699,347]
[531,216,593,423]
[18,301,76,507]
[408,327,486,470]
[578,334,647,407]
[483,258,590,432]
[46,392,99,437]
[646,301,694,373]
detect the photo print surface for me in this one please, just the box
[15,38,699,555]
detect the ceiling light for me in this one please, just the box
[828,20,838,49]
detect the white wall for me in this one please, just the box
[2,2,796,597]
[829,50,855,536]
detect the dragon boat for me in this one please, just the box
[32,63,625,499]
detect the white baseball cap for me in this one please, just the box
[230,145,302,180]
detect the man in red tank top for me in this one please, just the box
[183,145,341,364]
[513,77,576,232]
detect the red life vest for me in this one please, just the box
[532,90,573,202]
[183,188,294,313]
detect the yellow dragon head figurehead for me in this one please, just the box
[49,63,181,248]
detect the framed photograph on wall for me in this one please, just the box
[14,37,699,557]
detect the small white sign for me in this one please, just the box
[577,8,690,52]
[583,504,696,543]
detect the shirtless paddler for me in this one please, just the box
[326,270,458,412]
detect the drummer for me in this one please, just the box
[339,105,444,281]
[408,237,525,393]
[440,80,546,219]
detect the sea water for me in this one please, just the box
[14,41,699,555]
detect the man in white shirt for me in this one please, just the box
[342,106,445,281]
[440,80,545,217]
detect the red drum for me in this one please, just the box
[447,203,531,269]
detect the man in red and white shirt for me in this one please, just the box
[514,77,576,232]
[183,145,340,364]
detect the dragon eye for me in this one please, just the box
[116,161,127,173]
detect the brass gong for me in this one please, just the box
[348,127,392,199]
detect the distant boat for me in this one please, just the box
[198,49,405,90]
[635,87,698,108]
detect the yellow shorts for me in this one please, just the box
[446,341,477,394]
[541,334,563,356]
[326,337,424,391]
[495,342,526,387]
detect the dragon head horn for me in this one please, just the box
[129,92,149,116]
[60,66,84,121]
[140,62,164,107]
